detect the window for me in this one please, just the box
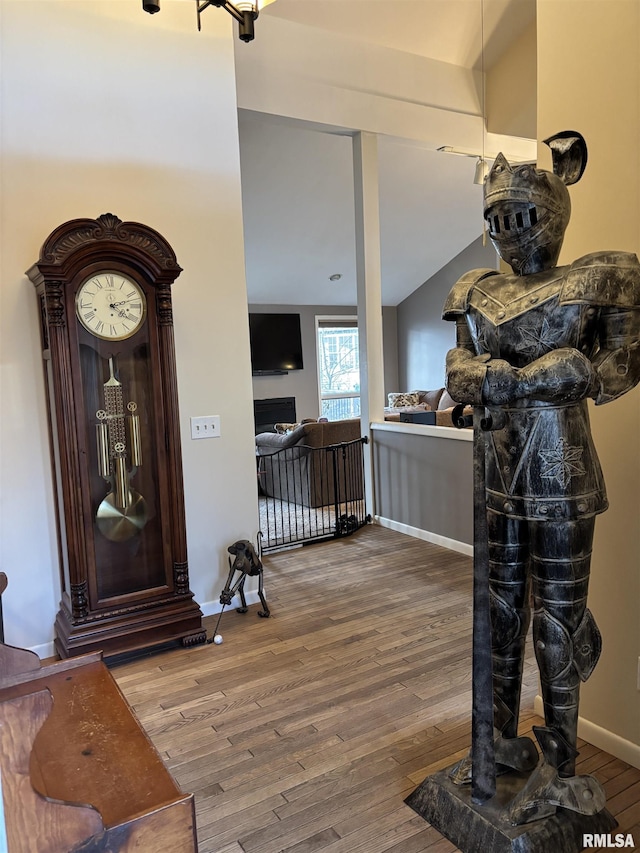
[316,317,360,420]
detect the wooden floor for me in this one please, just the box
[111,525,640,853]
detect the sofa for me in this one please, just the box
[255,418,363,508]
[384,388,469,426]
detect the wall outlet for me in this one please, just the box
[190,415,221,439]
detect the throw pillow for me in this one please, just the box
[421,388,445,410]
[387,391,420,408]
[437,390,459,410]
[275,418,317,434]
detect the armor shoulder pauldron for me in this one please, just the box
[442,268,500,320]
[561,251,640,307]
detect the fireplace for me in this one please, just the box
[254,397,296,434]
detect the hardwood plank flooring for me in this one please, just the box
[111,525,640,852]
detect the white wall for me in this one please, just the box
[0,1,258,654]
[537,0,640,762]
[487,20,537,139]
[235,15,484,149]
[396,236,498,392]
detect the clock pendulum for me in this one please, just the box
[95,356,148,543]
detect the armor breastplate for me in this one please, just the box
[446,266,610,521]
[467,269,599,368]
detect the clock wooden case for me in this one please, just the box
[27,213,206,658]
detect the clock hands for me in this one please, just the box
[109,300,135,320]
[114,310,140,324]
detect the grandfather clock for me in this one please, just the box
[28,213,206,658]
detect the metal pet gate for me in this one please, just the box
[257,436,371,552]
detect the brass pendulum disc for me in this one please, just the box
[96,490,148,542]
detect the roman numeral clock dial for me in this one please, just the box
[76,272,146,340]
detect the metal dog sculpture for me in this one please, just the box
[219,539,270,618]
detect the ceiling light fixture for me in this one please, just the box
[474,158,490,186]
[142,0,277,43]
[437,146,492,186]
[438,146,535,168]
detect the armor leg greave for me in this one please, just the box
[449,512,537,787]
[530,518,599,776]
[488,512,531,738]
[505,519,606,824]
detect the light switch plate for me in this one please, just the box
[190,415,221,439]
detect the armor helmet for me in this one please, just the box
[483,132,588,276]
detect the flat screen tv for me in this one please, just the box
[249,313,304,375]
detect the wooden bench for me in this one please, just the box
[0,641,197,852]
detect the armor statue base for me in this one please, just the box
[405,763,617,853]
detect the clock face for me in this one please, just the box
[76,272,146,341]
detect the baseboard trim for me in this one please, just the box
[199,590,261,618]
[29,640,56,660]
[534,694,640,770]
[375,515,473,557]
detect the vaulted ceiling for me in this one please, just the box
[265,0,535,69]
[237,0,536,307]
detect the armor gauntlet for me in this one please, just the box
[518,348,597,403]
[483,349,595,406]
[445,347,489,405]
[445,317,522,406]
[448,347,597,407]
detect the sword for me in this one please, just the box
[453,403,505,804]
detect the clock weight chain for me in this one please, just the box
[95,356,148,542]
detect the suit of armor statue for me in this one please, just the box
[444,132,640,824]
